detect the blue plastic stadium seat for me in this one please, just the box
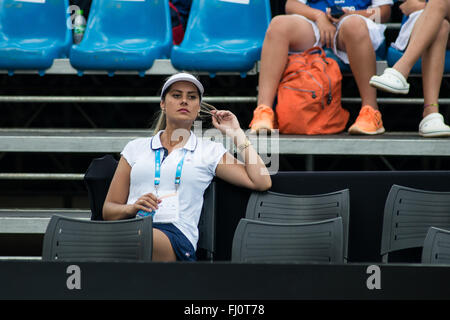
[69,0,172,77]
[0,0,72,76]
[387,46,450,74]
[170,0,271,77]
[387,46,420,74]
[325,40,387,73]
[386,14,450,73]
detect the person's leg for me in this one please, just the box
[394,0,450,78]
[421,19,450,117]
[336,15,379,110]
[257,15,317,107]
[370,0,450,94]
[251,15,317,133]
[152,228,177,262]
[418,19,450,137]
[336,16,385,135]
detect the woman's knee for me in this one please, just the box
[266,15,296,39]
[434,0,450,17]
[265,15,316,50]
[267,15,314,40]
[428,0,450,20]
[339,16,370,42]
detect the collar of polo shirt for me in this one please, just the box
[151,130,198,151]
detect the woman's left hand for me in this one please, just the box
[211,109,241,134]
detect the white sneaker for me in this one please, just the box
[419,113,450,137]
[369,68,410,94]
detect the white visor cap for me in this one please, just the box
[161,73,204,101]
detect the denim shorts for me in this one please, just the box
[153,223,197,261]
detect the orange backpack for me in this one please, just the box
[275,47,349,135]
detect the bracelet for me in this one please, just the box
[424,103,439,109]
[237,138,251,153]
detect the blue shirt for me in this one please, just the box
[306,0,372,12]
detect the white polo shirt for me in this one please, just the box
[121,130,227,249]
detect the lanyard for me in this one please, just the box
[154,148,187,195]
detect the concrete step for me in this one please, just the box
[0,209,91,234]
[1,129,449,156]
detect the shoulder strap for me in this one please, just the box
[303,46,326,58]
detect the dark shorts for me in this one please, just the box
[153,223,197,261]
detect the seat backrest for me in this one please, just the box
[197,180,217,261]
[421,227,450,264]
[231,217,344,263]
[0,0,71,46]
[183,0,271,43]
[246,189,350,261]
[84,154,118,221]
[84,154,217,259]
[381,184,450,262]
[42,214,153,262]
[83,0,171,44]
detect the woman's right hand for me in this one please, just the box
[128,193,161,215]
[315,12,337,49]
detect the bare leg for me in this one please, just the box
[337,16,379,110]
[394,0,450,78]
[421,20,450,117]
[257,15,317,107]
[152,228,177,262]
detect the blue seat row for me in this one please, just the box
[69,0,172,77]
[0,0,271,77]
[0,0,448,76]
[171,0,271,77]
[0,0,72,76]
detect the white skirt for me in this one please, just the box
[391,9,424,51]
[291,14,387,64]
